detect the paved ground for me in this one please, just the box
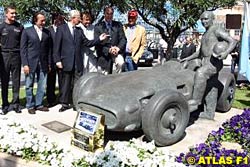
[0,105,243,166]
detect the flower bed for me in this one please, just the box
[0,117,184,167]
[176,108,250,167]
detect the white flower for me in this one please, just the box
[50,157,59,167]
[39,154,47,161]
[61,155,74,167]
[0,117,183,167]
[16,150,22,156]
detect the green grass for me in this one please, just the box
[0,86,27,106]
[0,86,249,109]
[0,87,59,106]
[232,86,250,109]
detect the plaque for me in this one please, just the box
[71,110,104,152]
[71,138,90,150]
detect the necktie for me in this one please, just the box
[107,22,112,35]
[72,26,75,38]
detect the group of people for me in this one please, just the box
[170,35,200,61]
[0,4,237,118]
[0,5,147,115]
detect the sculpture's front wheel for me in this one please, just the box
[142,89,190,146]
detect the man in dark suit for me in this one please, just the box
[20,12,52,114]
[46,14,65,107]
[180,36,196,59]
[95,6,127,74]
[53,10,107,112]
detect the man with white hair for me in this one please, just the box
[53,10,108,112]
[180,36,196,60]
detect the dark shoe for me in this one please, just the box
[0,107,9,115]
[73,106,77,111]
[14,106,22,113]
[37,106,49,112]
[28,108,36,114]
[59,105,70,112]
[47,103,57,108]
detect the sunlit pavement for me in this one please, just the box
[0,101,243,166]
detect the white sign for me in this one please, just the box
[75,111,101,135]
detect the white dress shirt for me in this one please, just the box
[67,22,75,37]
[78,23,98,73]
[34,25,42,41]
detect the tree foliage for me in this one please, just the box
[126,0,237,56]
[0,0,129,24]
[0,0,237,53]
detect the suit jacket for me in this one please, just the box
[123,24,147,63]
[20,26,52,73]
[180,43,196,59]
[53,23,100,72]
[94,20,127,68]
[48,26,56,67]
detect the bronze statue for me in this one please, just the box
[181,11,236,110]
[73,11,236,146]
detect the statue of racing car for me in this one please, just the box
[73,60,235,146]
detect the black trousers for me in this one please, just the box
[59,70,82,106]
[46,66,62,104]
[0,52,21,108]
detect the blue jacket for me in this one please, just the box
[20,26,52,73]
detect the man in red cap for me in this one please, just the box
[123,9,146,71]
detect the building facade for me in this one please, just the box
[214,1,244,40]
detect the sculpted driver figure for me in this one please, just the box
[181,11,236,108]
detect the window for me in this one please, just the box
[226,14,242,29]
[234,29,240,36]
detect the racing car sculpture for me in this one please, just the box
[73,60,235,146]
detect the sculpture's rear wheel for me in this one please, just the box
[217,72,236,112]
